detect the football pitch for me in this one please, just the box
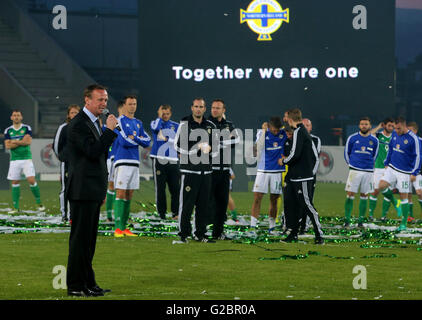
[0,180,422,300]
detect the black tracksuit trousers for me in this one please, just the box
[152,158,180,218]
[210,170,231,238]
[178,172,212,239]
[284,178,323,239]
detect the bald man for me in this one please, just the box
[299,118,321,234]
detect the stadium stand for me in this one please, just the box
[0,0,116,138]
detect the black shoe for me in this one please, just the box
[357,222,364,228]
[281,228,293,237]
[106,218,113,223]
[159,212,166,219]
[314,237,324,245]
[89,285,111,294]
[281,234,298,243]
[67,288,104,297]
[343,222,350,228]
[298,228,305,235]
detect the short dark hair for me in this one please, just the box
[359,116,371,123]
[269,116,282,129]
[160,104,172,111]
[382,117,394,125]
[84,84,107,98]
[11,109,22,115]
[212,99,225,108]
[286,108,302,122]
[117,100,125,109]
[123,95,137,103]
[395,116,406,125]
[192,97,206,106]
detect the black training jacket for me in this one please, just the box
[174,114,218,174]
[282,123,319,182]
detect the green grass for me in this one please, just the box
[0,181,422,300]
[1,179,417,219]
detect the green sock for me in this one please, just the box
[230,209,238,220]
[409,202,414,218]
[369,196,377,217]
[106,190,115,219]
[114,198,125,230]
[381,198,391,218]
[344,196,354,223]
[12,184,20,209]
[358,197,368,223]
[122,199,131,230]
[382,188,398,208]
[30,183,41,204]
[400,201,409,227]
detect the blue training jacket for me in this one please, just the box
[384,130,421,176]
[256,128,287,173]
[344,132,379,172]
[113,115,151,167]
[149,117,179,162]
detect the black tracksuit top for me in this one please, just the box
[283,123,319,181]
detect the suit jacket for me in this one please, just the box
[65,110,117,201]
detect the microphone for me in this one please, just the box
[102,108,121,131]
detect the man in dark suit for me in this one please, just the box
[66,84,118,297]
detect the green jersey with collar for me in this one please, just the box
[4,124,32,161]
[374,132,392,169]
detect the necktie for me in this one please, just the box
[94,119,102,136]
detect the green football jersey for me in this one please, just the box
[374,132,391,169]
[4,124,32,161]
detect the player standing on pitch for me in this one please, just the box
[405,122,422,222]
[368,118,397,221]
[249,117,287,235]
[343,117,379,228]
[4,110,45,214]
[378,117,421,231]
[113,95,151,237]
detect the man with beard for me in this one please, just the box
[379,117,421,231]
[368,117,396,221]
[344,117,379,228]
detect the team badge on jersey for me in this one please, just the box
[185,186,191,192]
[404,139,408,144]
[396,144,400,149]
[361,146,365,151]
[273,142,278,147]
[369,141,373,145]
[240,0,289,41]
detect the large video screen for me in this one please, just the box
[138,0,395,141]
